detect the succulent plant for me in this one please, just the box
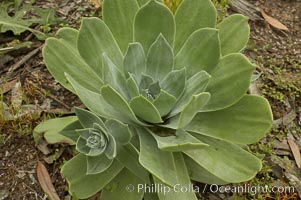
[34,0,273,199]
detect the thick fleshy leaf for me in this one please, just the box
[137,0,163,7]
[153,90,177,117]
[61,154,123,199]
[174,28,220,77]
[185,95,273,144]
[67,74,145,126]
[77,17,123,74]
[146,34,174,81]
[202,53,255,111]
[177,92,211,128]
[102,53,129,100]
[137,128,184,186]
[75,107,106,129]
[217,14,250,55]
[56,27,78,49]
[76,128,95,140]
[103,0,139,53]
[139,74,154,90]
[170,71,211,117]
[134,0,175,52]
[86,154,114,174]
[151,129,208,151]
[126,74,140,99]
[65,74,113,118]
[60,120,82,143]
[105,119,132,144]
[184,134,262,183]
[33,116,77,144]
[116,144,150,183]
[153,153,198,200]
[101,85,145,125]
[105,134,117,159]
[174,0,216,53]
[144,192,159,200]
[76,132,107,156]
[159,114,180,130]
[184,156,228,185]
[124,43,146,81]
[130,96,163,124]
[43,38,103,93]
[161,68,186,99]
[101,169,144,200]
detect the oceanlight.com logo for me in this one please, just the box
[206,184,296,196]
[125,183,296,196]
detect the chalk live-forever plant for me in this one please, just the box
[34,0,273,199]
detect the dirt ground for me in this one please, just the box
[0,0,300,199]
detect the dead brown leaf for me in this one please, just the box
[288,139,301,168]
[260,9,289,31]
[88,0,101,8]
[11,81,23,106]
[0,79,17,94]
[36,161,60,200]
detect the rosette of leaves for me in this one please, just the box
[36,0,273,199]
[59,107,133,175]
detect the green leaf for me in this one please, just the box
[43,38,103,93]
[77,17,123,75]
[160,68,186,99]
[55,27,78,49]
[75,107,106,129]
[137,0,163,7]
[139,74,154,90]
[0,3,46,39]
[184,134,262,183]
[146,34,174,81]
[105,135,117,159]
[102,53,129,100]
[185,95,273,144]
[61,154,123,199]
[130,96,163,124]
[14,0,22,10]
[144,192,159,200]
[170,71,211,117]
[137,128,183,186]
[178,92,210,128]
[217,14,250,55]
[76,130,107,156]
[67,74,145,126]
[33,116,77,144]
[134,0,175,52]
[174,28,220,77]
[151,129,208,151]
[153,153,198,200]
[124,43,146,82]
[184,155,228,185]
[60,120,83,143]
[153,90,177,117]
[116,144,150,183]
[101,168,144,200]
[174,0,216,54]
[65,74,115,119]
[126,74,140,99]
[101,85,146,125]
[86,154,114,175]
[33,6,60,26]
[202,53,255,111]
[105,119,133,144]
[103,0,139,53]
